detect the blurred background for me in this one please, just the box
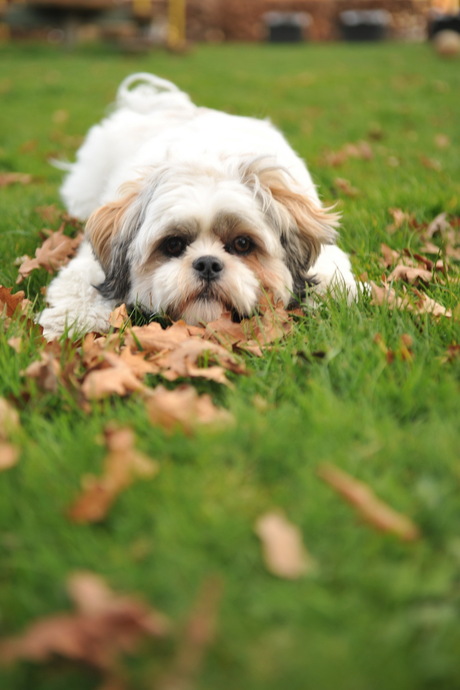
[0,0,459,52]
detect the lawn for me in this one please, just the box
[0,40,460,690]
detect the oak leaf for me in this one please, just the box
[146,385,233,435]
[0,286,31,317]
[16,228,83,283]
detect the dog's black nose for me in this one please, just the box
[192,255,224,281]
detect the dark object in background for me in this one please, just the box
[264,12,311,43]
[339,10,391,42]
[428,12,460,39]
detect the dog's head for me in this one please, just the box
[85,158,339,324]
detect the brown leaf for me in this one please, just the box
[255,512,317,579]
[370,282,452,318]
[109,304,130,330]
[318,464,420,541]
[0,443,19,471]
[22,351,61,393]
[0,571,169,671]
[323,140,373,167]
[146,385,233,435]
[156,338,246,385]
[126,321,195,353]
[0,173,33,187]
[380,243,401,268]
[441,344,460,363]
[16,228,83,283]
[0,286,31,318]
[81,352,148,400]
[387,264,433,285]
[334,177,359,197]
[68,426,158,524]
[387,208,415,233]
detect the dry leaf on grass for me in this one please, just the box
[81,354,148,400]
[0,571,169,672]
[16,227,83,283]
[387,264,433,285]
[255,512,317,579]
[334,177,359,197]
[109,304,130,330]
[0,286,31,318]
[323,140,373,167]
[318,464,420,541]
[0,444,19,471]
[146,385,233,435]
[370,282,452,318]
[22,351,61,393]
[156,338,246,385]
[68,426,158,524]
[0,173,33,187]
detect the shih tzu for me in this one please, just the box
[38,72,358,339]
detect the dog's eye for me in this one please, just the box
[232,236,254,255]
[162,236,187,257]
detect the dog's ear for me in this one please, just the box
[241,161,340,296]
[85,183,145,301]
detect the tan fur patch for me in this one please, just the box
[85,187,140,270]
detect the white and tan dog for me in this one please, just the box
[39,73,357,339]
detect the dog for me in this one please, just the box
[38,73,358,339]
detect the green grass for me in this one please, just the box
[1,40,460,690]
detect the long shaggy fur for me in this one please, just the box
[38,73,358,339]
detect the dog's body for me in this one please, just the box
[39,73,357,339]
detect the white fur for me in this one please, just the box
[39,73,357,339]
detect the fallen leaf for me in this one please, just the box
[434,133,450,149]
[0,286,31,317]
[81,352,148,400]
[146,385,233,435]
[323,140,373,167]
[109,304,130,330]
[22,351,61,393]
[334,177,359,197]
[370,282,452,318]
[420,156,442,172]
[156,338,246,385]
[255,512,316,579]
[387,208,415,233]
[318,463,420,541]
[0,443,19,471]
[16,227,83,283]
[388,264,433,285]
[0,571,168,672]
[0,173,33,187]
[380,243,401,268]
[68,426,158,523]
[440,344,460,363]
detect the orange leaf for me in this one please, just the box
[318,464,420,541]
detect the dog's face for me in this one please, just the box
[85,159,339,324]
